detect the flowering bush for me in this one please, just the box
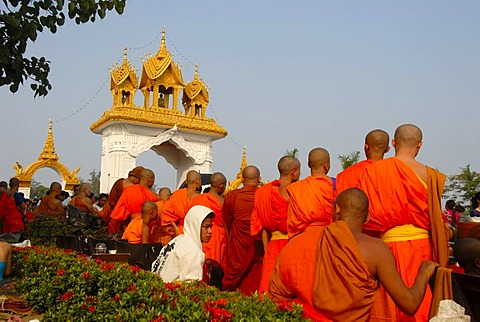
[12,246,305,321]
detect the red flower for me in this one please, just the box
[214,299,227,306]
[276,301,294,312]
[164,283,178,292]
[86,296,96,303]
[113,295,120,302]
[126,284,137,292]
[83,272,91,280]
[89,306,95,313]
[151,315,163,322]
[129,265,141,273]
[60,292,74,301]
[94,258,103,264]
[100,263,116,271]
[23,256,28,262]
[57,269,65,276]
[65,249,73,253]
[80,303,87,309]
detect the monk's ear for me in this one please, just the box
[392,139,396,149]
[365,213,370,224]
[417,141,423,150]
[385,145,391,153]
[474,257,480,269]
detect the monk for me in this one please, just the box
[453,238,480,276]
[336,129,390,194]
[69,183,98,214]
[108,169,158,234]
[122,201,158,244]
[34,181,66,218]
[286,147,334,238]
[222,165,263,294]
[269,188,438,321]
[149,187,172,244]
[161,170,201,236]
[250,156,300,294]
[0,178,24,233]
[191,172,228,271]
[102,166,144,223]
[358,124,447,321]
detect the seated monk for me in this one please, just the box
[122,201,158,244]
[149,187,173,244]
[108,169,158,234]
[69,183,99,215]
[269,188,437,321]
[34,182,65,218]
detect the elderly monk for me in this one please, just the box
[108,169,158,234]
[122,201,158,244]
[250,156,300,294]
[269,188,438,321]
[34,181,65,218]
[149,187,172,244]
[102,166,144,223]
[223,165,263,294]
[69,183,99,214]
[0,178,24,233]
[191,172,228,270]
[358,124,447,321]
[161,170,201,236]
[286,148,334,238]
[336,129,390,194]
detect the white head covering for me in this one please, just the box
[183,205,213,248]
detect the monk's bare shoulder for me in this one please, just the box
[354,232,391,277]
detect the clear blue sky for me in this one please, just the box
[1,1,479,191]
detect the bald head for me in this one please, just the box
[142,201,158,221]
[394,124,423,149]
[140,169,155,188]
[158,187,171,201]
[334,188,369,223]
[278,156,301,176]
[186,170,201,184]
[242,165,261,187]
[49,182,62,192]
[365,129,390,155]
[454,238,480,275]
[210,172,227,187]
[142,201,158,214]
[308,148,330,171]
[79,183,91,193]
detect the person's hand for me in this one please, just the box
[418,260,439,280]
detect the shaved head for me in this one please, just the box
[335,188,369,222]
[140,169,155,180]
[158,187,171,200]
[142,201,158,214]
[308,148,330,170]
[394,124,423,149]
[365,129,389,153]
[79,183,90,193]
[278,156,301,176]
[454,238,480,275]
[242,165,260,179]
[210,172,227,187]
[186,170,201,184]
[50,182,62,191]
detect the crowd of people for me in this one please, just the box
[1,123,480,321]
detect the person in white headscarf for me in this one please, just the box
[151,205,214,282]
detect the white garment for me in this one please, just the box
[151,205,213,283]
[62,196,72,207]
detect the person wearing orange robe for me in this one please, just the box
[335,129,390,195]
[358,124,447,321]
[161,170,201,236]
[191,172,228,271]
[269,188,438,322]
[286,147,334,238]
[102,166,143,223]
[250,156,300,294]
[69,183,99,214]
[222,165,263,294]
[108,169,158,234]
[34,181,65,218]
[122,201,158,244]
[0,178,24,233]
[149,187,172,244]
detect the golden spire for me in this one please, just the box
[194,64,199,80]
[158,26,167,55]
[240,146,247,172]
[123,47,128,64]
[225,146,247,193]
[38,119,59,161]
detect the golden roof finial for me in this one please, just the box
[194,64,199,80]
[225,146,247,193]
[240,146,247,171]
[123,47,128,63]
[38,119,59,161]
[158,26,167,55]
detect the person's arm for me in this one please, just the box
[4,245,11,276]
[375,242,437,316]
[262,229,269,253]
[141,220,150,244]
[83,197,99,215]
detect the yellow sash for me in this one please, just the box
[271,231,288,241]
[381,224,429,243]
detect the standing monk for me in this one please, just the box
[358,124,447,321]
[161,170,201,236]
[108,169,158,234]
[287,148,334,238]
[336,129,390,194]
[102,166,144,223]
[191,172,228,271]
[149,187,172,244]
[34,182,66,218]
[0,178,24,233]
[223,165,263,294]
[251,156,300,294]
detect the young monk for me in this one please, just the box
[269,188,438,321]
[149,187,172,244]
[250,156,300,294]
[122,201,158,244]
[34,181,65,218]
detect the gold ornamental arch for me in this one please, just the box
[13,121,80,191]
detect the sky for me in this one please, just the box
[1,1,479,192]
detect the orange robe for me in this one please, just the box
[0,194,24,233]
[122,216,143,244]
[109,185,158,234]
[102,178,127,223]
[69,195,90,213]
[335,159,374,195]
[250,180,289,294]
[191,193,227,271]
[149,199,174,244]
[269,221,378,322]
[286,176,334,238]
[358,157,437,321]
[222,185,263,294]
[36,195,65,218]
[161,188,192,235]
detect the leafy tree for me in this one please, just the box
[30,178,48,198]
[443,164,480,206]
[285,148,299,159]
[88,169,100,194]
[0,0,126,97]
[338,150,360,170]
